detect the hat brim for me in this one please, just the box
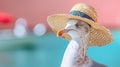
[47,14,113,46]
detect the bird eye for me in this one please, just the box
[75,23,83,27]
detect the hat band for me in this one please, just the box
[69,11,94,21]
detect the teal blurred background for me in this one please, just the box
[0,30,119,67]
[0,0,120,67]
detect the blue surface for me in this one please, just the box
[88,30,120,67]
[0,30,119,67]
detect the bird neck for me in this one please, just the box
[61,35,91,67]
[72,37,90,66]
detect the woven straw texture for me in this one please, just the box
[47,3,113,46]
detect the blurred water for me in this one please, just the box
[0,30,119,67]
[88,30,120,67]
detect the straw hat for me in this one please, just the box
[47,3,113,46]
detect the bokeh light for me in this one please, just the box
[13,18,28,38]
[33,23,46,36]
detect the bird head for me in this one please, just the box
[57,19,90,39]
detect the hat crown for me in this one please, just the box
[70,3,97,22]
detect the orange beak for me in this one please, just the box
[57,29,65,37]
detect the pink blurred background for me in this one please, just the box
[0,0,120,29]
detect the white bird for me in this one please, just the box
[57,19,106,67]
